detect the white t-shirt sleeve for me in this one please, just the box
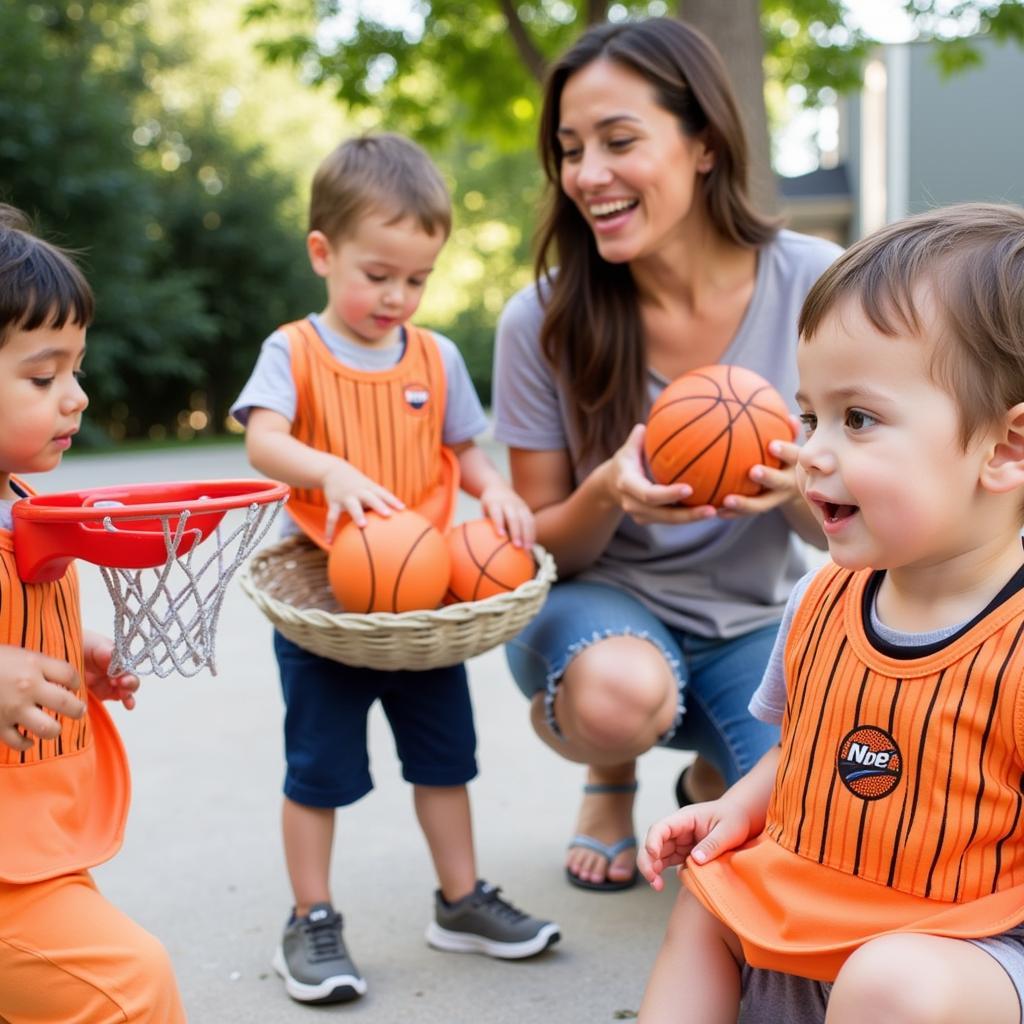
[748,569,817,724]
[230,330,296,426]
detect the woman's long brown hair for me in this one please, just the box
[535,18,778,462]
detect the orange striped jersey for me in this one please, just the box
[685,561,1024,981]
[280,318,458,548]
[0,480,129,882]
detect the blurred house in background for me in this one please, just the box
[780,34,1024,244]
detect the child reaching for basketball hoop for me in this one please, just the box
[231,133,560,1005]
[0,205,185,1021]
[636,202,1024,1024]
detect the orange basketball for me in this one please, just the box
[644,364,792,508]
[444,519,536,604]
[328,509,450,613]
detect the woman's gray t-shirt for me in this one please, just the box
[492,230,841,639]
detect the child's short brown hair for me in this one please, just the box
[309,133,452,245]
[0,204,93,348]
[800,202,1024,447]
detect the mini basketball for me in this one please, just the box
[444,519,536,604]
[644,364,792,508]
[328,509,450,613]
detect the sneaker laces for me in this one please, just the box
[299,910,344,963]
[473,884,528,923]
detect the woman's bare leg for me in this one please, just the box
[528,635,679,886]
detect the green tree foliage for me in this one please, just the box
[242,0,1024,403]
[135,114,322,435]
[0,1,319,443]
[0,3,213,444]
[245,0,1023,141]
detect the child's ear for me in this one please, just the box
[981,403,1024,494]
[306,230,332,277]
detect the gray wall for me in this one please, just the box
[907,37,1024,211]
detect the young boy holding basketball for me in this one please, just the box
[232,133,559,1005]
[0,205,185,1022]
[637,203,1024,1024]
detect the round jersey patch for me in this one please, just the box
[403,382,431,414]
[836,725,902,800]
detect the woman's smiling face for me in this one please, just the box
[556,58,714,265]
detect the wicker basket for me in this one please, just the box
[239,534,557,670]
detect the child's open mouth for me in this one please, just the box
[823,501,858,525]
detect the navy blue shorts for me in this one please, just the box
[273,632,478,808]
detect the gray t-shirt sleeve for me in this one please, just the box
[748,569,817,724]
[435,333,489,445]
[230,329,296,426]
[493,283,566,450]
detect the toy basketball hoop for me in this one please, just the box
[12,479,288,678]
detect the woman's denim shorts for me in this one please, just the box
[505,580,780,784]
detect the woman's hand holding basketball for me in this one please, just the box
[0,644,85,751]
[83,631,139,710]
[717,418,802,519]
[606,425,717,526]
[321,460,405,537]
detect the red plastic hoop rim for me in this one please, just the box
[12,479,289,523]
[12,478,288,583]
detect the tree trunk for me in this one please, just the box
[497,0,548,81]
[679,0,778,213]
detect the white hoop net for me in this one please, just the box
[99,497,285,678]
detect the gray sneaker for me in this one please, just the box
[271,903,367,1004]
[425,880,561,959]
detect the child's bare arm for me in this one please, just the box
[453,441,535,548]
[0,644,85,751]
[639,746,780,890]
[246,407,403,537]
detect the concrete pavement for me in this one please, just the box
[41,441,690,1023]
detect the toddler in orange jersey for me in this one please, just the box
[637,203,1024,1024]
[0,205,185,1022]
[231,133,559,1006]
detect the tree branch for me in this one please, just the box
[586,0,607,26]
[496,0,548,81]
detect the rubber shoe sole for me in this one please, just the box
[271,946,367,1003]
[424,921,561,959]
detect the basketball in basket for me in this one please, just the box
[644,364,792,508]
[12,478,288,678]
[445,519,536,604]
[241,534,557,672]
[328,510,450,613]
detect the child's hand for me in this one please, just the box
[82,632,139,710]
[321,461,405,538]
[0,644,85,752]
[638,799,753,891]
[479,482,536,549]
